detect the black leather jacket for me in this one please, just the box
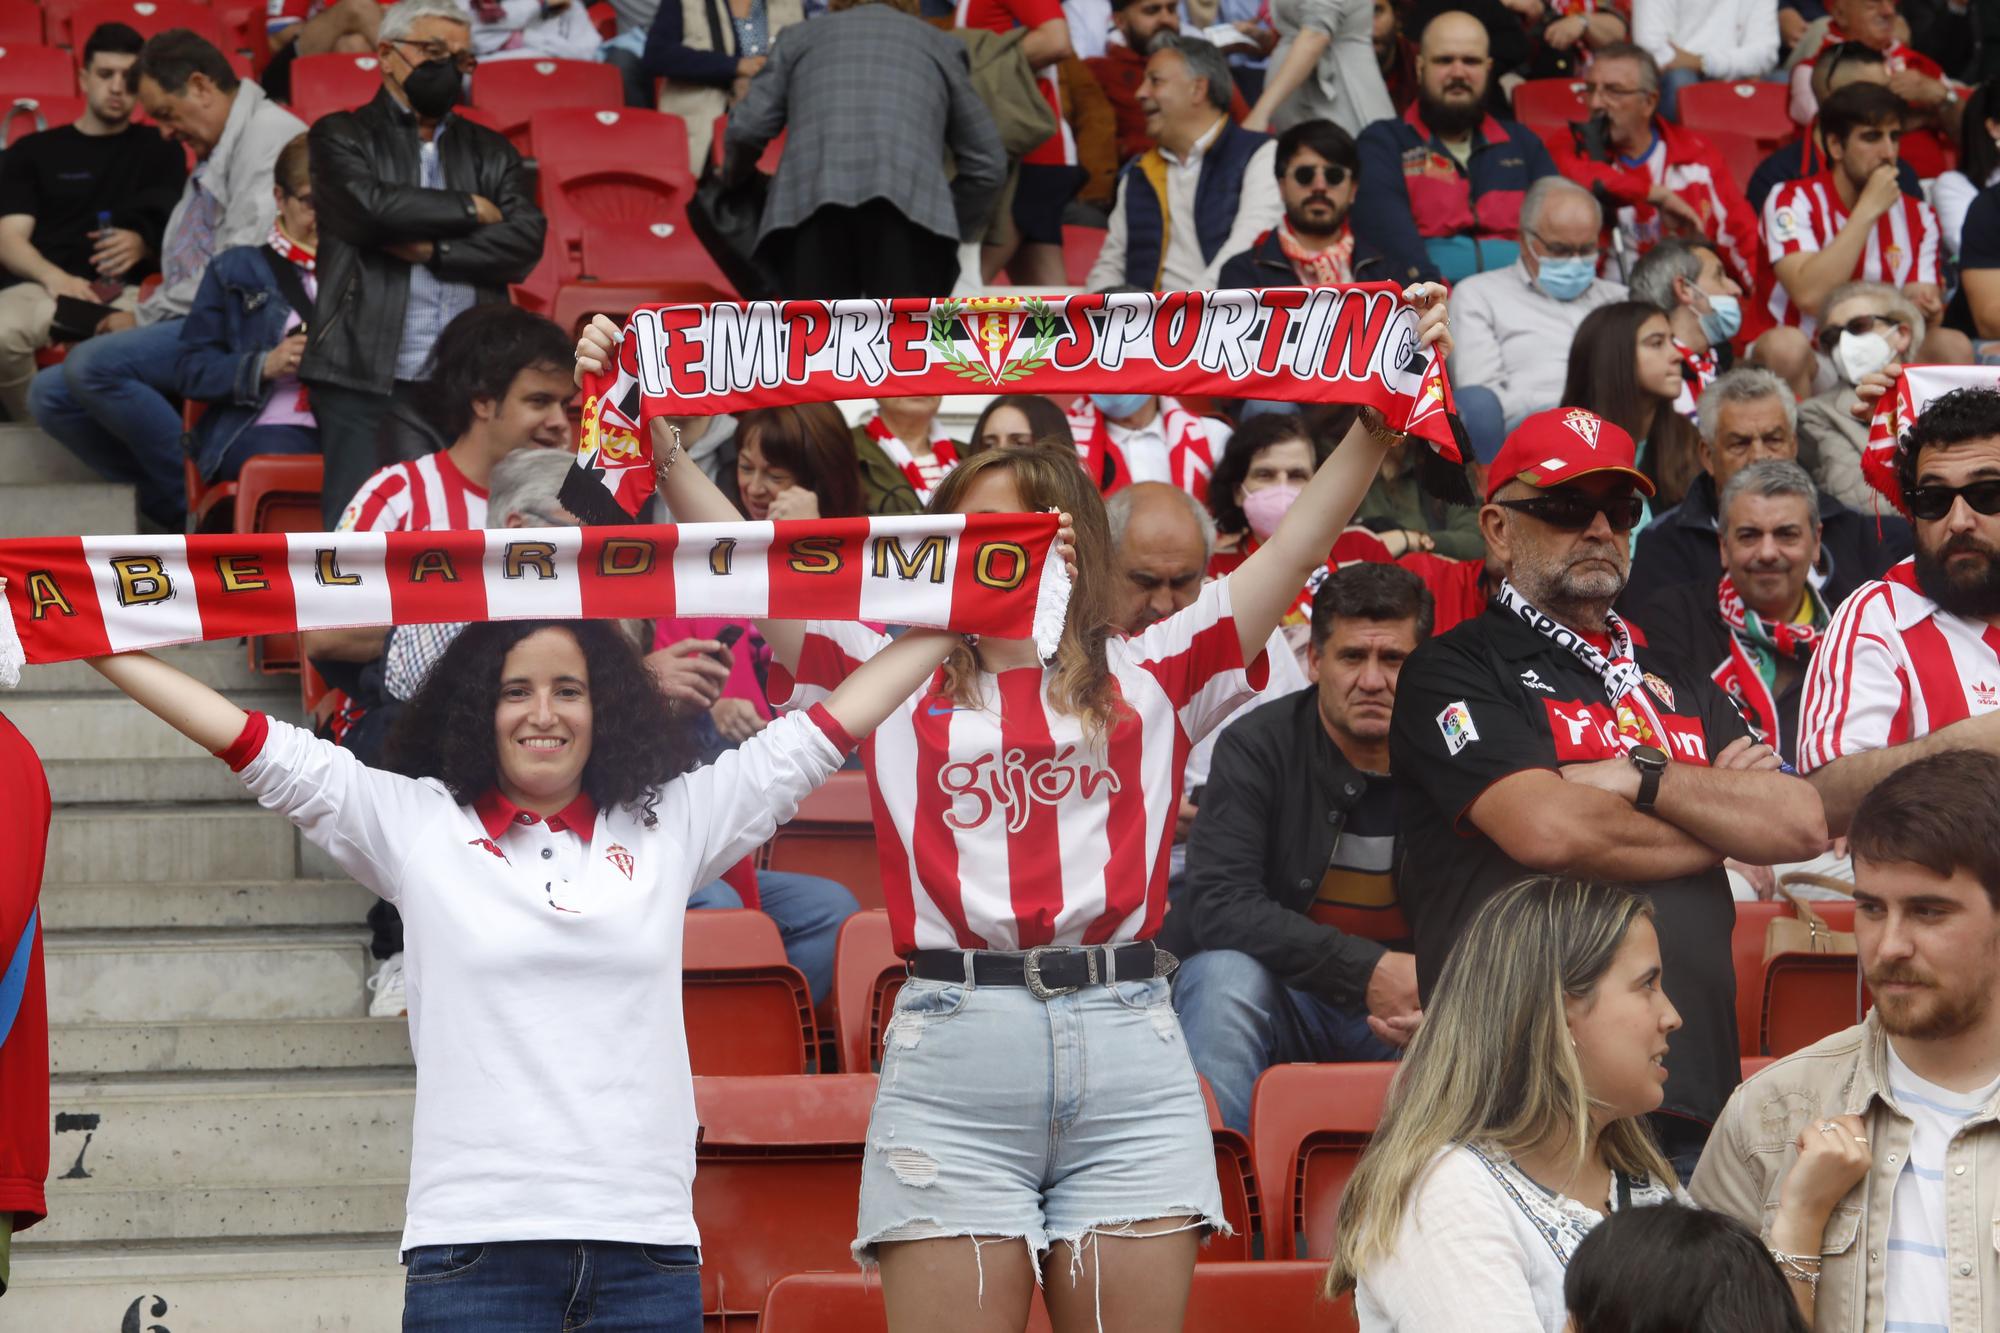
[301,89,546,394]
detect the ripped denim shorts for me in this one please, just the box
[851,973,1228,1265]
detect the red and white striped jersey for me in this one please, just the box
[1065,396,1232,500]
[1798,561,2000,772]
[337,450,490,534]
[1760,170,1940,335]
[772,577,1266,954]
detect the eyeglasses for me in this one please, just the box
[1492,491,1647,533]
[1525,230,1598,261]
[1584,84,1645,99]
[1814,312,1897,352]
[1288,163,1350,188]
[1903,479,2000,522]
[390,38,477,72]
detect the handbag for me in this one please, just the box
[687,158,780,301]
[1763,876,1858,964]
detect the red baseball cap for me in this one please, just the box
[1484,406,1657,502]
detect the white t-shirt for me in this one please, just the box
[1883,1041,2000,1331]
[227,707,850,1253]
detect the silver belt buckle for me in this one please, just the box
[1023,946,1087,999]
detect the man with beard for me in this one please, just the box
[1390,406,1827,1177]
[1351,9,1557,285]
[1087,0,1249,163]
[1218,118,1366,287]
[1801,386,2000,834]
[1694,749,2000,1332]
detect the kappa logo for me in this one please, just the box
[469,837,509,864]
[1975,680,1999,708]
[605,843,635,880]
[1518,669,1556,694]
[1561,408,1603,449]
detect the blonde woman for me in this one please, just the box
[1328,878,1686,1332]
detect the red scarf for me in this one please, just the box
[1064,397,1222,500]
[1862,365,2000,510]
[1275,219,1355,287]
[864,414,959,503]
[267,223,315,273]
[1713,575,1826,748]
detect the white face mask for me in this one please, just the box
[1833,328,1896,384]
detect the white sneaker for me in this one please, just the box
[367,953,408,1018]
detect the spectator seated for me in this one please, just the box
[1631,0,1778,122]
[1085,0,1247,164]
[1217,117,1365,290]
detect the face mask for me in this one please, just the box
[1534,256,1597,303]
[1834,328,1895,383]
[401,55,461,118]
[1697,292,1742,345]
[1090,393,1152,421]
[1242,483,1302,541]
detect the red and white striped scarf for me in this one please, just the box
[1063,396,1221,500]
[0,515,1069,685]
[1713,574,1825,747]
[1274,219,1354,287]
[863,414,959,503]
[1863,365,2000,511]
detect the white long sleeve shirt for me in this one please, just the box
[1632,0,1780,84]
[224,705,852,1254]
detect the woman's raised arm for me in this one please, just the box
[1225,283,1452,660]
[816,628,958,740]
[87,649,249,755]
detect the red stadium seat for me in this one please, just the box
[762,769,882,911]
[829,909,901,1074]
[709,112,784,172]
[1731,900,1790,1057]
[469,58,622,154]
[1700,127,1766,196]
[1512,77,1587,131]
[585,0,616,39]
[0,45,75,102]
[1062,224,1106,287]
[233,453,324,675]
[64,0,222,49]
[544,279,722,338]
[692,1074,877,1327]
[1741,1054,1775,1082]
[1,94,84,141]
[288,52,385,123]
[0,8,49,46]
[684,909,816,1075]
[1250,1062,1397,1261]
[1678,80,1793,149]
[1200,1080,1260,1262]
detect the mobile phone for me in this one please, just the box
[709,623,745,668]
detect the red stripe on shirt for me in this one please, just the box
[348,468,409,534]
[214,710,271,771]
[1088,691,1151,944]
[1903,615,1971,730]
[910,688,983,951]
[998,668,1065,947]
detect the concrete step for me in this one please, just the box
[40,879,376,932]
[46,927,371,1024]
[48,804,308,884]
[9,691,297,761]
[18,639,273,695]
[0,480,137,537]
[53,1016,413,1075]
[23,1181,408,1244]
[5,1236,404,1330]
[44,756,259,804]
[0,423,97,485]
[46,1071,414,1190]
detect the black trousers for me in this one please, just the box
[310,380,407,528]
[771,200,960,301]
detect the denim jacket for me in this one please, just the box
[1691,1012,2000,1332]
[176,244,313,481]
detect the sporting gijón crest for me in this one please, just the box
[604,843,635,881]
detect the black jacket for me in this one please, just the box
[1179,687,1392,1010]
[1630,580,1812,767]
[1214,225,1390,292]
[301,90,546,395]
[1621,473,1913,615]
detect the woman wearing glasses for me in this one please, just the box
[1561,301,1702,511]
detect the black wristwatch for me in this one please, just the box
[1629,745,1669,812]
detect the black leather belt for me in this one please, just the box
[904,943,1172,998]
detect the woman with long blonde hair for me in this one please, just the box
[576,285,1449,1333]
[1329,878,1686,1332]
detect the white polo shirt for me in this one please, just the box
[220,705,853,1253]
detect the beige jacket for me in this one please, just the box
[1690,1013,2000,1333]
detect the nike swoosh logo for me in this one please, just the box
[926,704,961,715]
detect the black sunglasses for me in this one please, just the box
[1814,312,1896,353]
[1288,163,1350,188]
[1904,479,2000,522]
[1492,491,1647,533]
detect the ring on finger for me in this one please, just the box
[1817,1122,1838,1133]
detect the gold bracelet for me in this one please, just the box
[656,424,685,484]
[1360,407,1405,447]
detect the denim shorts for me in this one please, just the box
[852,971,1228,1263]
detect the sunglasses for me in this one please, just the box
[1492,492,1647,533]
[1288,163,1350,188]
[1904,479,2000,522]
[1814,312,1896,353]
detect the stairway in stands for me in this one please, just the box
[1,424,410,1328]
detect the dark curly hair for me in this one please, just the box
[383,620,699,827]
[1896,386,2000,501]
[1206,411,1327,537]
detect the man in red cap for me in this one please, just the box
[1388,406,1828,1179]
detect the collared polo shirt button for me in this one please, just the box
[1888,1154,1898,1164]
[517,813,533,824]
[1959,1262,1973,1276]
[541,848,554,860]
[1953,1164,1966,1175]
[1870,1250,1879,1263]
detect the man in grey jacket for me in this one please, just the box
[28,30,305,529]
[723,0,1006,299]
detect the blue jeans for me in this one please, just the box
[29,318,189,528]
[688,870,858,1004]
[1657,66,1704,122]
[1171,948,1396,1135]
[402,1240,700,1332]
[213,422,319,481]
[1454,383,1508,466]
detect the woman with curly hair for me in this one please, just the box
[576,278,1451,1333]
[82,610,963,1330]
